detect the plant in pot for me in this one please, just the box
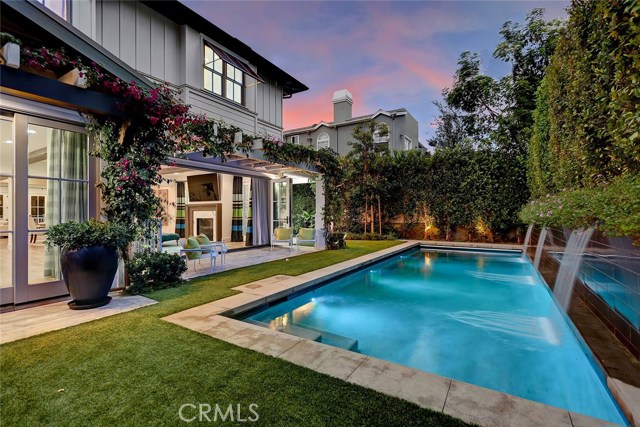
[45,219,131,310]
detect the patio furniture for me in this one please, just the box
[295,227,316,250]
[180,236,219,273]
[195,233,228,266]
[271,227,293,251]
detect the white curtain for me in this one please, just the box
[252,178,270,246]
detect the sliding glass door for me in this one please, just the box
[2,113,96,305]
[0,117,14,304]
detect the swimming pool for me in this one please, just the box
[241,248,627,425]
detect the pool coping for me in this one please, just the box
[162,241,626,427]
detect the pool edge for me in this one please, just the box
[162,241,627,427]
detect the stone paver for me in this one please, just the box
[0,294,157,344]
[569,411,623,427]
[203,318,303,357]
[278,339,367,380]
[608,378,640,427]
[346,356,451,412]
[443,380,573,427]
[211,293,266,314]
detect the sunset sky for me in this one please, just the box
[183,1,568,145]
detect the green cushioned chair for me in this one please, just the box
[195,234,212,254]
[183,237,201,260]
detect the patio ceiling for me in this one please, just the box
[169,150,319,180]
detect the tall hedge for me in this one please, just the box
[529,0,640,193]
[524,0,640,239]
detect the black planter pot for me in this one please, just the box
[60,245,119,310]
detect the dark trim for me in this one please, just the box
[1,0,153,90]
[0,66,123,116]
[142,0,308,96]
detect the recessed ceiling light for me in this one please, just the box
[3,140,12,144]
[27,129,37,134]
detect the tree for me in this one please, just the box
[494,8,561,147]
[344,121,390,235]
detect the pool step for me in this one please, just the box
[303,326,359,352]
[245,320,358,352]
[246,320,322,342]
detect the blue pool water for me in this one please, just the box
[243,248,627,425]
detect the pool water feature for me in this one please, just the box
[242,248,627,425]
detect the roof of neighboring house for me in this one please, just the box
[1,0,154,89]
[284,108,409,134]
[145,0,309,96]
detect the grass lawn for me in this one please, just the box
[1,241,472,427]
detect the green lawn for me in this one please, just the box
[0,241,471,427]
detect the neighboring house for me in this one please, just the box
[284,89,422,156]
[0,0,318,306]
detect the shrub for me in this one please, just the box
[326,232,347,250]
[45,219,131,252]
[519,175,640,243]
[126,250,187,294]
[347,232,396,241]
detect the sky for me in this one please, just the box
[183,1,569,145]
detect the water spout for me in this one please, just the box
[533,227,548,270]
[554,228,594,311]
[523,224,534,258]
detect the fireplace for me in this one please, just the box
[186,204,222,241]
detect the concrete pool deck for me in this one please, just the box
[163,241,630,427]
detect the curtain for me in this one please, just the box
[231,176,243,242]
[252,178,270,246]
[44,130,87,278]
[175,181,185,237]
[244,180,253,246]
[44,130,61,278]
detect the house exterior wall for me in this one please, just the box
[69,0,285,137]
[286,112,420,156]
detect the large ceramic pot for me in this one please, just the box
[60,245,119,310]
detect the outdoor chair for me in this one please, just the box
[295,227,316,250]
[179,236,220,273]
[195,234,228,266]
[271,227,293,251]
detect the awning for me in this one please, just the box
[206,42,265,84]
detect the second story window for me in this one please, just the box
[289,135,299,144]
[225,64,243,104]
[204,46,224,95]
[205,44,243,103]
[373,123,390,144]
[316,133,330,150]
[35,0,70,21]
[403,135,413,150]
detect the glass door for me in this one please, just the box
[272,178,291,232]
[10,114,95,305]
[0,117,14,304]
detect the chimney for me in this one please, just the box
[332,89,353,123]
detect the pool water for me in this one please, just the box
[243,248,627,425]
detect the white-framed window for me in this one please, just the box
[289,135,300,145]
[35,0,70,21]
[373,123,390,144]
[316,133,330,150]
[403,135,413,151]
[204,44,244,104]
[30,195,45,224]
